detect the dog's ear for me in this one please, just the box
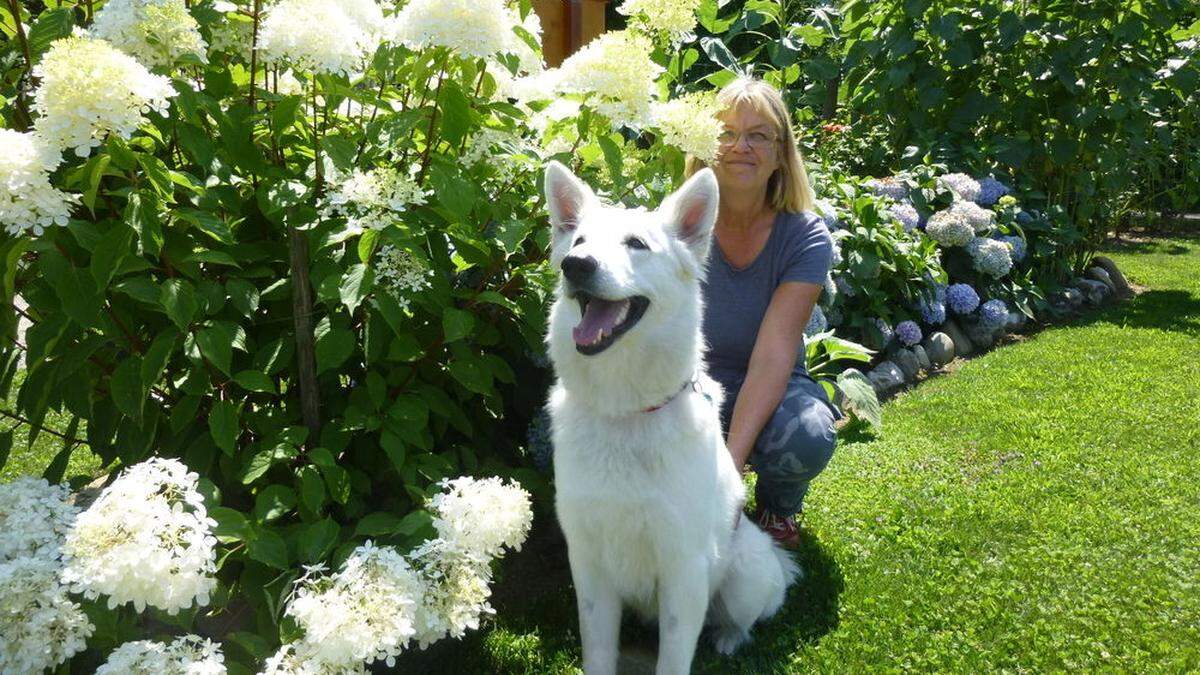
[544,161,595,237]
[663,168,719,261]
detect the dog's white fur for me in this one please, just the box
[543,161,801,674]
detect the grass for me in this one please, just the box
[4,236,1198,673]
[0,368,101,486]
[401,235,1200,673]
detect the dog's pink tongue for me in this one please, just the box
[573,298,627,345]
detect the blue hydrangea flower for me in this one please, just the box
[821,272,837,305]
[979,299,1008,327]
[830,238,844,267]
[896,320,922,346]
[946,283,980,314]
[890,201,919,231]
[873,318,894,346]
[996,235,1027,262]
[834,275,856,298]
[805,305,828,336]
[864,176,909,201]
[975,177,1011,206]
[826,307,843,326]
[526,405,554,473]
[1015,210,1033,225]
[919,298,946,326]
[938,173,981,202]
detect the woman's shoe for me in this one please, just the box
[753,506,801,549]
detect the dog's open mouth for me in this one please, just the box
[572,293,650,355]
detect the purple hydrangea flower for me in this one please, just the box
[890,202,919,231]
[946,283,980,314]
[896,320,922,346]
[1016,210,1033,225]
[979,299,1008,327]
[996,235,1027,262]
[864,176,909,201]
[975,177,1011,206]
[919,298,946,326]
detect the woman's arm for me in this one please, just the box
[725,281,823,470]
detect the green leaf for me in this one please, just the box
[298,518,340,563]
[354,511,404,537]
[298,466,326,512]
[339,263,374,314]
[110,357,145,420]
[227,278,261,318]
[27,8,73,57]
[700,36,741,73]
[160,278,199,331]
[210,506,250,543]
[247,528,290,570]
[447,355,493,395]
[234,370,276,394]
[82,155,112,213]
[209,400,240,455]
[0,429,12,472]
[254,485,297,523]
[41,252,101,326]
[442,307,475,343]
[395,510,434,536]
[438,80,474,148]
[177,208,235,244]
[90,224,134,290]
[141,330,177,393]
[314,317,356,374]
[197,323,235,375]
[380,429,406,472]
[837,369,882,429]
[429,163,477,222]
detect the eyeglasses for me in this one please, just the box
[717,129,778,150]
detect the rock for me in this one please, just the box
[922,332,955,366]
[941,320,975,356]
[1005,311,1027,331]
[1072,278,1110,306]
[912,344,932,371]
[1087,266,1115,293]
[965,320,998,348]
[867,361,905,395]
[1091,255,1133,298]
[893,348,921,381]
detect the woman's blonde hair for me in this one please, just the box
[684,76,815,214]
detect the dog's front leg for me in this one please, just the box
[569,548,622,675]
[655,556,709,675]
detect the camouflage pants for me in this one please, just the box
[718,373,842,518]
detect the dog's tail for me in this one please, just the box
[709,518,804,654]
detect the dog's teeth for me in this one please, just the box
[614,303,628,325]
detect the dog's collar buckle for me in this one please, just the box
[641,373,711,413]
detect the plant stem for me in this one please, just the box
[0,408,89,446]
[248,0,262,110]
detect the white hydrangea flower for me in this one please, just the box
[0,556,94,674]
[32,36,176,158]
[284,541,423,669]
[925,209,973,247]
[460,126,534,184]
[0,130,78,237]
[393,0,520,60]
[617,0,702,46]
[407,538,495,648]
[89,0,208,70]
[650,91,723,162]
[260,643,368,675]
[948,199,995,233]
[321,166,428,232]
[427,476,533,559]
[258,0,384,75]
[96,635,226,675]
[59,457,218,615]
[209,12,255,58]
[966,236,1014,278]
[555,30,663,129]
[375,244,432,312]
[0,476,78,562]
[938,172,981,202]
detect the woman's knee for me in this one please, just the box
[754,395,837,477]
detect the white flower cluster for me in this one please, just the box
[948,199,995,233]
[650,91,723,162]
[0,476,78,562]
[90,0,208,69]
[375,244,431,312]
[617,0,702,46]
[96,635,226,675]
[273,477,532,672]
[938,172,981,202]
[555,30,663,128]
[32,36,176,158]
[966,236,1014,278]
[0,478,92,673]
[461,126,535,184]
[208,12,255,58]
[0,555,94,673]
[322,166,428,232]
[258,0,384,75]
[0,130,77,237]
[925,209,973,247]
[394,0,534,63]
[60,457,218,614]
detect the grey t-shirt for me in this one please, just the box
[700,209,833,394]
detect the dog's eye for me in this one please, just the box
[625,237,648,250]
[573,236,585,248]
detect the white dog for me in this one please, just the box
[542,161,801,675]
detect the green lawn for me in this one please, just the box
[404,235,1200,673]
[0,368,101,486]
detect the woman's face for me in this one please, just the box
[712,102,781,203]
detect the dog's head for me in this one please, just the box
[543,161,719,360]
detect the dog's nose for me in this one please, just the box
[561,255,598,285]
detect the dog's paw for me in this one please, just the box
[712,626,750,655]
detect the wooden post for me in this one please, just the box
[532,0,610,67]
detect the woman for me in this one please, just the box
[686,76,841,549]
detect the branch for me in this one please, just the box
[0,408,89,446]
